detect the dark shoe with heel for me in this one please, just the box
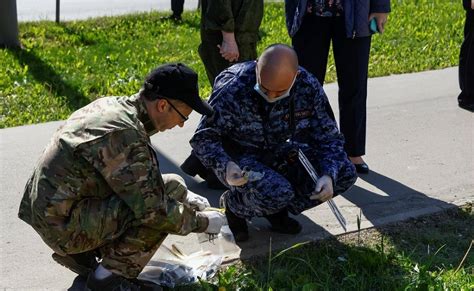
[264,209,302,234]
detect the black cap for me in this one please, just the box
[143,63,213,116]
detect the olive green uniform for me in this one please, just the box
[18,94,207,278]
[199,0,264,85]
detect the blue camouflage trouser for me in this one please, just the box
[224,147,357,219]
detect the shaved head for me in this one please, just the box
[256,44,299,98]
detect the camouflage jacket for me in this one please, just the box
[19,94,206,245]
[190,61,348,185]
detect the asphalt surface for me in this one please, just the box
[1,67,473,290]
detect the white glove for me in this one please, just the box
[201,211,227,234]
[184,191,210,211]
[309,175,334,202]
[225,161,247,186]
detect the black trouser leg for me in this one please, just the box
[332,17,371,157]
[292,15,333,85]
[459,9,474,105]
[171,0,184,17]
[292,15,337,121]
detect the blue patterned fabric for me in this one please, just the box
[190,61,357,218]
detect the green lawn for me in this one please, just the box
[192,206,474,290]
[0,0,465,128]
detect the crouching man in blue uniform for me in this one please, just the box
[189,44,357,242]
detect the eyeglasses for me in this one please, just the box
[161,97,189,122]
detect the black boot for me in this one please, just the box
[52,251,99,278]
[220,192,249,242]
[85,271,163,291]
[181,153,227,189]
[264,209,302,234]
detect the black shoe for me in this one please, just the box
[354,163,369,174]
[52,251,99,278]
[458,99,474,112]
[264,209,302,234]
[181,153,207,179]
[181,153,227,189]
[205,172,227,189]
[86,272,163,291]
[221,192,249,242]
[160,14,181,22]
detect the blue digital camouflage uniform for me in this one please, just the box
[18,94,208,278]
[190,61,357,219]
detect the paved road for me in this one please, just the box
[17,0,200,21]
[1,67,473,289]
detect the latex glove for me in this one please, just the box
[368,12,389,34]
[217,31,239,62]
[309,175,334,202]
[201,211,228,234]
[225,161,247,186]
[184,191,210,211]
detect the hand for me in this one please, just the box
[218,31,239,62]
[184,191,210,211]
[471,0,474,10]
[225,161,247,186]
[201,211,227,234]
[309,175,334,202]
[369,13,389,34]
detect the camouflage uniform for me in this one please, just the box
[190,62,357,219]
[18,94,208,278]
[199,0,264,85]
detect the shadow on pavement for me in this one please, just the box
[342,169,455,225]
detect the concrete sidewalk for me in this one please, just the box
[1,67,473,290]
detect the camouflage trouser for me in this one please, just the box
[49,174,189,278]
[224,148,357,219]
[198,37,257,86]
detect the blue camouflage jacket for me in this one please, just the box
[285,0,391,38]
[190,61,348,185]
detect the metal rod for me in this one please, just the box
[297,149,347,231]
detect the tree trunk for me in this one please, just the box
[0,0,21,48]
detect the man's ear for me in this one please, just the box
[156,99,167,113]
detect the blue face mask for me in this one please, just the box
[254,74,297,103]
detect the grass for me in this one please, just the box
[0,0,465,128]
[180,205,473,290]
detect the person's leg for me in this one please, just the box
[171,0,185,17]
[222,156,301,241]
[98,174,189,278]
[48,195,134,278]
[332,17,371,160]
[225,156,295,219]
[236,41,258,62]
[286,147,357,214]
[292,15,332,84]
[458,9,474,110]
[198,37,231,86]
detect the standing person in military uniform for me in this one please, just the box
[18,63,227,291]
[198,0,264,86]
[180,0,264,187]
[189,44,357,242]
